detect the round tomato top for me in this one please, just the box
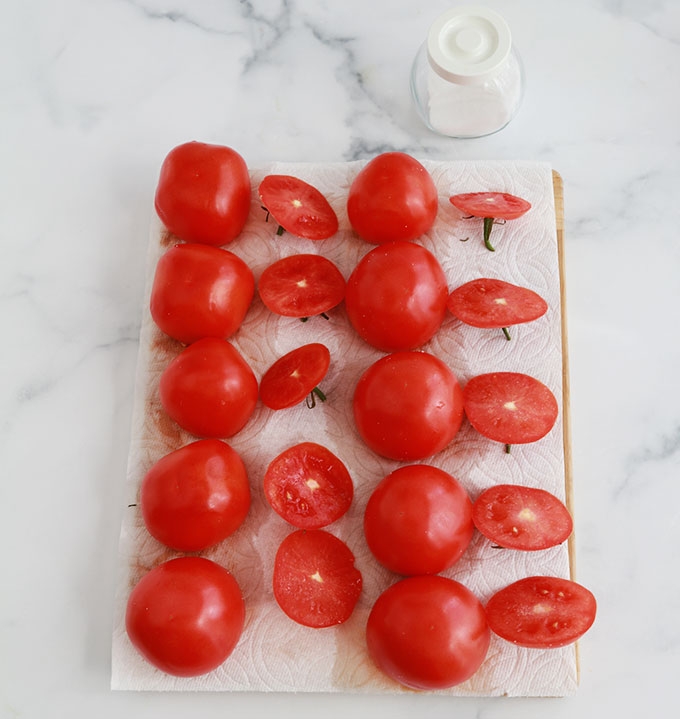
[449,191,531,220]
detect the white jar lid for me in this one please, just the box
[427,5,512,85]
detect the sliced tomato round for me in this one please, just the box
[449,192,531,220]
[447,278,548,334]
[272,529,363,628]
[258,254,346,318]
[463,372,558,447]
[485,576,597,649]
[472,484,573,551]
[258,175,339,240]
[264,442,354,529]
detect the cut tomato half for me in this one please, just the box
[485,576,597,649]
[264,442,354,529]
[258,254,346,319]
[472,484,573,551]
[259,175,339,240]
[463,372,558,449]
[272,529,363,628]
[449,191,531,251]
[259,343,331,410]
[447,278,548,340]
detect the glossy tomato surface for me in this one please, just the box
[449,192,531,220]
[258,174,338,240]
[258,254,346,318]
[259,343,331,410]
[264,442,353,529]
[366,575,490,690]
[159,337,258,438]
[447,277,548,331]
[485,576,597,649]
[353,351,464,461]
[125,557,245,677]
[140,439,251,552]
[347,152,438,244]
[472,484,573,551]
[463,372,559,446]
[345,241,448,351]
[150,243,255,344]
[154,141,251,246]
[364,464,473,575]
[273,529,362,628]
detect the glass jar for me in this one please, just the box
[410,5,525,138]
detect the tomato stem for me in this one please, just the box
[502,327,511,341]
[306,386,327,408]
[483,217,496,251]
[505,443,512,454]
[276,224,285,236]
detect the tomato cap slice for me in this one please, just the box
[463,372,558,447]
[486,576,597,649]
[258,254,346,318]
[258,175,339,240]
[447,278,548,334]
[259,343,331,410]
[449,192,531,220]
[472,484,573,551]
[264,442,354,529]
[273,529,362,628]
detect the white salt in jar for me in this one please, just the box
[410,5,525,138]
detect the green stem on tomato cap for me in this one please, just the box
[483,217,496,251]
[306,387,327,409]
[505,443,512,454]
[502,327,511,341]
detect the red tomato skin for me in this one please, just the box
[150,243,255,344]
[140,439,251,552]
[366,575,490,690]
[159,337,258,438]
[154,141,251,246]
[259,343,331,410]
[264,442,354,529]
[353,351,464,461]
[347,153,438,244]
[258,175,339,240]
[273,529,363,628]
[258,254,346,318]
[449,192,531,220]
[472,484,573,551]
[485,576,597,649]
[125,557,245,677]
[463,372,559,446]
[364,465,473,575]
[447,278,548,329]
[345,241,448,352]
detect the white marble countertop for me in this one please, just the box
[2,1,679,717]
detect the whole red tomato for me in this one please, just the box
[154,141,251,246]
[150,243,255,344]
[159,337,258,438]
[140,439,251,552]
[347,152,438,244]
[353,351,465,461]
[366,575,490,690]
[125,556,245,677]
[345,240,448,351]
[363,464,473,575]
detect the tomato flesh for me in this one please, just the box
[140,439,251,552]
[447,278,548,332]
[125,557,245,677]
[353,351,465,461]
[150,243,255,345]
[472,484,573,551]
[366,575,490,690]
[159,337,258,438]
[258,174,339,240]
[463,372,558,446]
[259,343,331,410]
[264,442,353,529]
[345,241,448,352]
[364,464,473,575]
[449,192,531,220]
[273,529,362,628]
[258,254,346,318]
[486,576,597,649]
